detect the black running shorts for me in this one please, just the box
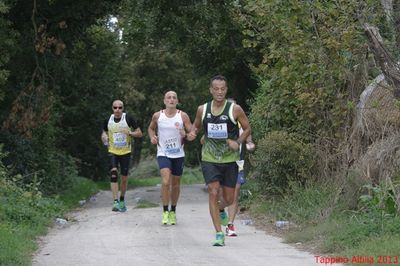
[201,161,238,188]
[109,153,131,176]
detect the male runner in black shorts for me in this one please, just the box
[187,75,251,246]
[101,100,142,212]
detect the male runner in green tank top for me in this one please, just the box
[187,75,251,246]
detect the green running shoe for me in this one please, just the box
[213,232,225,246]
[162,211,169,225]
[119,201,127,212]
[112,200,120,212]
[169,211,176,225]
[219,210,228,226]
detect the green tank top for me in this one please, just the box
[201,100,239,163]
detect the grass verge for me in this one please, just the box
[0,176,98,266]
[243,180,400,263]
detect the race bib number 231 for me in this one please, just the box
[207,123,227,139]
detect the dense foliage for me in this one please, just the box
[0,0,122,193]
[241,1,369,139]
[117,0,259,165]
[252,131,316,194]
[0,0,398,204]
[2,0,400,263]
[1,1,260,190]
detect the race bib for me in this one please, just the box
[207,123,228,139]
[164,138,180,154]
[113,132,127,147]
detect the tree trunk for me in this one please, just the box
[364,23,400,98]
[393,0,400,49]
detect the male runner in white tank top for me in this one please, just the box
[148,91,192,225]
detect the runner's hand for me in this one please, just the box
[121,128,131,135]
[226,139,240,151]
[246,141,255,152]
[179,128,186,137]
[101,134,108,145]
[151,135,159,145]
[186,131,197,141]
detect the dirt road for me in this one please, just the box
[33,184,318,266]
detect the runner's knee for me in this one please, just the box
[171,177,180,187]
[110,169,118,183]
[161,179,170,187]
[225,197,234,205]
[208,187,219,197]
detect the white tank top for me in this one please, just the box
[157,110,185,158]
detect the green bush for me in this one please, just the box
[0,128,78,195]
[37,153,78,195]
[359,184,397,217]
[0,166,64,266]
[252,130,316,195]
[0,157,97,265]
[0,175,63,226]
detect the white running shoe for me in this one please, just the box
[226,224,237,236]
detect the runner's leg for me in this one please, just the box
[160,168,172,206]
[208,181,223,232]
[171,175,181,207]
[170,157,184,208]
[227,183,241,223]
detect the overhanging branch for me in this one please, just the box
[364,23,400,98]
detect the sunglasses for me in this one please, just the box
[113,106,123,110]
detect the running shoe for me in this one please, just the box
[162,211,169,225]
[212,232,225,246]
[226,223,237,236]
[112,200,120,212]
[219,210,228,226]
[119,201,127,212]
[169,211,176,225]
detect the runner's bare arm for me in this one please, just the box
[187,105,203,141]
[148,112,160,145]
[181,112,193,140]
[226,104,251,151]
[234,104,251,144]
[121,127,142,138]
[130,128,143,138]
[101,130,108,143]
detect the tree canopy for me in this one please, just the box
[0,0,397,199]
